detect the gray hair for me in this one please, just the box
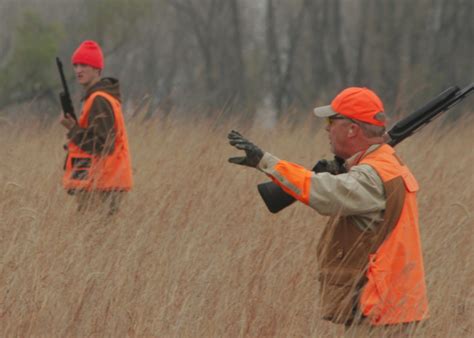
[357,113,386,137]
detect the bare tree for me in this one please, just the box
[0,0,472,121]
[265,0,310,117]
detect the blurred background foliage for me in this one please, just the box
[0,0,472,124]
[0,10,62,107]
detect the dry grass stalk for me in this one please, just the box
[0,113,473,337]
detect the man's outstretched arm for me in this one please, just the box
[228,131,385,217]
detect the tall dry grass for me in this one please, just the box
[0,112,473,337]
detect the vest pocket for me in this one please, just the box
[72,157,92,168]
[70,157,92,181]
[71,169,88,180]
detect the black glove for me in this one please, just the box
[312,156,346,175]
[228,130,264,168]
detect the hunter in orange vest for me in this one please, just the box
[60,40,133,215]
[228,87,429,332]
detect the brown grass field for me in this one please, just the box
[0,112,473,337]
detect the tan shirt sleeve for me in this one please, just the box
[258,152,386,230]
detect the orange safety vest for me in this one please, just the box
[63,91,133,191]
[358,145,429,325]
[268,144,429,325]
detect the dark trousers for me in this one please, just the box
[75,191,124,216]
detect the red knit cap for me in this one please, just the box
[71,40,104,69]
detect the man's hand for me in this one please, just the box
[60,114,76,130]
[312,156,346,175]
[228,130,264,168]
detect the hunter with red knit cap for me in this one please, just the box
[227,87,429,335]
[60,40,133,216]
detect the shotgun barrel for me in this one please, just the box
[56,57,77,121]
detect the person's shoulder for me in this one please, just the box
[349,163,383,184]
[351,163,379,175]
[89,77,121,102]
[91,94,113,106]
[88,93,114,117]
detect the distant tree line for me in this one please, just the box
[0,0,472,122]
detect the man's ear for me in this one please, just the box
[348,125,355,136]
[348,124,361,137]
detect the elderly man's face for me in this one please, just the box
[325,116,355,159]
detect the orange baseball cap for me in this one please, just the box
[313,87,386,126]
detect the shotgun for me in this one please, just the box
[56,57,77,121]
[258,83,474,213]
